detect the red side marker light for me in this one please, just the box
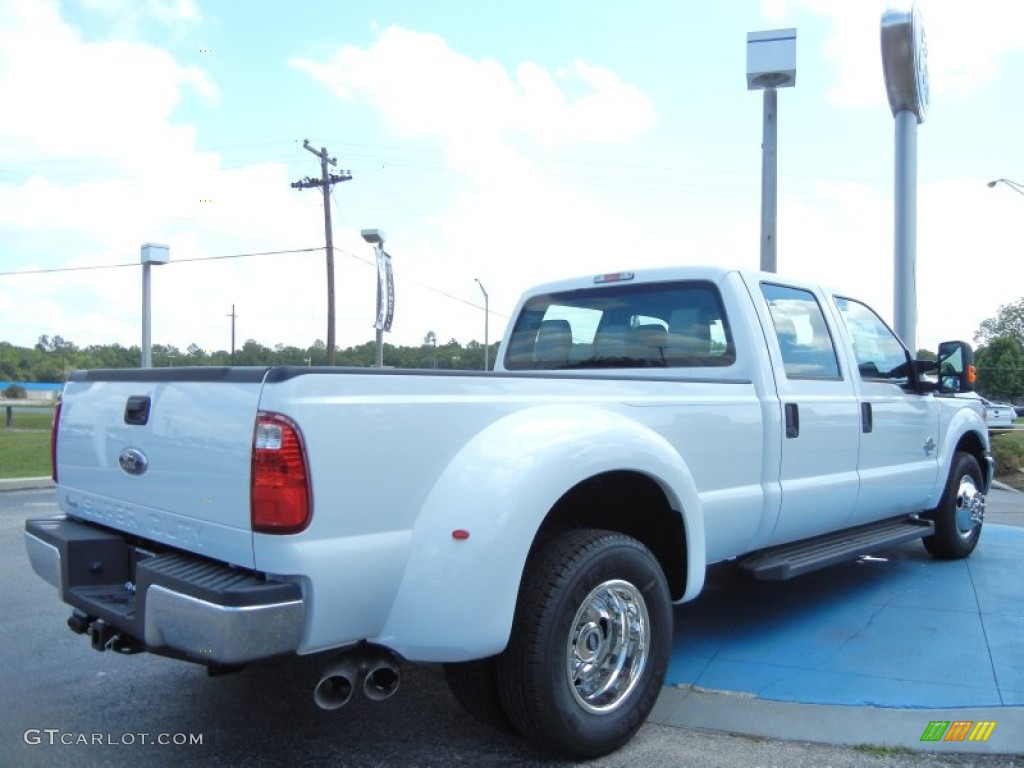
[452,529,470,541]
[51,399,62,483]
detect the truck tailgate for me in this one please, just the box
[55,368,270,569]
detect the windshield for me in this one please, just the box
[504,280,735,370]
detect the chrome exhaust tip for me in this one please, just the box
[314,659,359,710]
[363,659,400,701]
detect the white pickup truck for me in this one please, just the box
[26,266,991,758]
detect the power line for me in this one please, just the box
[334,242,508,319]
[2,241,508,322]
[0,247,324,277]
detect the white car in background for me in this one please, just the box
[980,397,1016,428]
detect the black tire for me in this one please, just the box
[923,451,985,559]
[442,657,515,732]
[496,528,672,759]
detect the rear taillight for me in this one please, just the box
[251,412,311,534]
[51,400,62,482]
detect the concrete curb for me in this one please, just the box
[990,478,1021,493]
[0,477,54,492]
[650,687,1024,756]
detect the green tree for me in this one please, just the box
[975,298,1024,348]
[0,343,18,379]
[234,340,273,365]
[975,335,1024,401]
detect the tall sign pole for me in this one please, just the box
[881,1,929,349]
[475,278,489,371]
[747,29,797,273]
[291,140,352,365]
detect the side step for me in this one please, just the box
[737,517,934,581]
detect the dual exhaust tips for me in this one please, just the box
[314,647,401,710]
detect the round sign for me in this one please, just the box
[911,3,929,120]
[881,1,929,122]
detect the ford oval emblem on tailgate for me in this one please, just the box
[118,448,149,476]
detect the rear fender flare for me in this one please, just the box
[372,404,703,662]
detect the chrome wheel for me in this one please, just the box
[566,579,649,714]
[923,452,985,560]
[497,529,671,758]
[954,474,985,538]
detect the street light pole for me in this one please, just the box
[361,229,392,368]
[425,331,437,369]
[988,178,1024,196]
[475,278,489,371]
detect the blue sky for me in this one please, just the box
[1,0,1022,356]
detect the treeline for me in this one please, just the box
[976,336,1024,402]
[974,298,1024,401]
[1,334,499,382]
[3,330,1023,401]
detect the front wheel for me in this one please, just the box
[923,451,985,559]
[497,529,672,759]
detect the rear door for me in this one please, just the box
[749,280,861,545]
[56,368,268,568]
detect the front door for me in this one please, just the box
[833,296,939,522]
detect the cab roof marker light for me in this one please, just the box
[593,271,635,284]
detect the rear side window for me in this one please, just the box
[761,283,841,379]
[504,280,735,370]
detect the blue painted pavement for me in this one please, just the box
[669,524,1023,708]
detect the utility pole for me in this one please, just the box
[475,278,490,371]
[291,139,352,365]
[227,304,238,363]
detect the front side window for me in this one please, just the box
[834,296,911,384]
[761,283,840,379]
[504,280,735,370]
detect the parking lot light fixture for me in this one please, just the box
[987,178,1024,196]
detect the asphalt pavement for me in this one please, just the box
[2,478,1022,766]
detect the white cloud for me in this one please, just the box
[765,0,1024,109]
[767,175,1023,352]
[760,0,790,22]
[79,0,203,31]
[0,0,327,352]
[288,24,663,345]
[290,26,656,147]
[0,0,216,168]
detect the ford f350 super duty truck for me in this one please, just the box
[25,267,991,758]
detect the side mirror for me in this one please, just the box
[937,340,975,394]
